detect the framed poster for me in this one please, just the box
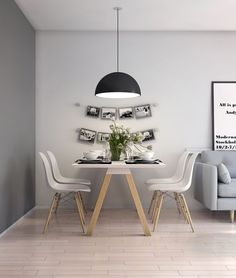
[212,81,236,150]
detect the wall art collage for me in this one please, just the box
[86,104,152,120]
[78,103,156,144]
[79,127,155,144]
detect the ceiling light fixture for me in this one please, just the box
[95,7,141,98]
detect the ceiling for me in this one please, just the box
[15,0,236,31]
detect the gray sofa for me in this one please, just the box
[194,150,236,222]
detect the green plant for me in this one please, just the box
[108,119,144,160]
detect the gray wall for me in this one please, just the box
[0,0,35,233]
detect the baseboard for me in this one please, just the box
[0,207,35,238]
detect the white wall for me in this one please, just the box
[36,31,236,209]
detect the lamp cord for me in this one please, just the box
[116,8,119,72]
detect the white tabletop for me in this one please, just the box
[72,161,166,169]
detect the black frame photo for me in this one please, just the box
[97,132,110,143]
[212,81,236,151]
[86,105,100,118]
[118,107,134,119]
[101,107,116,120]
[79,128,96,143]
[134,104,152,119]
[140,129,155,142]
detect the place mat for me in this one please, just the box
[75,159,111,164]
[125,160,160,164]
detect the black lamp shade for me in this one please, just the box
[95,72,141,98]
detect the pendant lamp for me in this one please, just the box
[95,7,141,98]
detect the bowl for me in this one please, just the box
[90,149,103,155]
[83,152,99,160]
[140,151,155,160]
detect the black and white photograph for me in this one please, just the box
[118,107,134,119]
[134,104,152,119]
[97,132,110,143]
[101,107,116,120]
[140,129,155,142]
[79,128,96,143]
[86,105,100,118]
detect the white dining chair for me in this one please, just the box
[46,150,91,185]
[146,151,191,215]
[46,150,91,213]
[148,152,199,232]
[39,152,91,233]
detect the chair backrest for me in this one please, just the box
[39,152,58,191]
[46,150,63,182]
[180,152,199,191]
[175,151,192,181]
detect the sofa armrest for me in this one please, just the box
[193,162,218,210]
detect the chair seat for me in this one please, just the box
[57,177,91,185]
[146,177,181,184]
[219,179,236,197]
[148,183,184,193]
[56,183,91,193]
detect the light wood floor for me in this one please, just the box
[1,208,236,278]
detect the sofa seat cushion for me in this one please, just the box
[219,179,236,197]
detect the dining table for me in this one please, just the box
[73,160,165,236]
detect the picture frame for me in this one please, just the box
[101,107,116,120]
[118,107,134,119]
[79,128,96,144]
[97,132,110,143]
[212,81,236,151]
[86,105,100,118]
[134,104,152,119]
[140,129,155,142]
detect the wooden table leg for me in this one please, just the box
[86,174,112,236]
[125,174,151,236]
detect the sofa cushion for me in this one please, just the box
[219,179,236,197]
[201,151,236,178]
[218,163,231,184]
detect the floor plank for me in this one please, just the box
[0,208,236,277]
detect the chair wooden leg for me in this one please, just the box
[74,193,85,233]
[43,193,58,233]
[148,191,157,215]
[79,192,87,214]
[153,192,164,232]
[176,193,189,224]
[174,192,181,215]
[230,210,234,223]
[77,192,85,224]
[54,193,61,214]
[151,191,161,223]
[179,193,194,232]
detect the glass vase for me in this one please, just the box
[110,144,122,161]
